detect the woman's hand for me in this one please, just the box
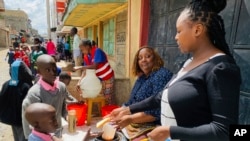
[83,128,102,141]
[109,107,131,120]
[107,107,132,128]
[147,126,170,141]
[115,114,133,129]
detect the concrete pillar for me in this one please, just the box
[92,25,97,42]
[83,28,87,38]
[98,21,103,48]
[46,0,51,39]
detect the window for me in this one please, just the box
[103,18,115,56]
[87,27,93,41]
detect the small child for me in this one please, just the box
[5,46,15,67]
[25,103,62,141]
[64,41,70,62]
[59,72,71,86]
[22,54,68,139]
[59,72,77,102]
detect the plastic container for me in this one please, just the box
[95,132,120,141]
[102,123,116,140]
[101,105,119,117]
[67,103,87,126]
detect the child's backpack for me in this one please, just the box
[0,81,30,126]
[0,60,32,126]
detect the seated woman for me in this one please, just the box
[119,47,173,140]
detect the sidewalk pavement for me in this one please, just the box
[0,48,14,141]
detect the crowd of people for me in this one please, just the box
[0,0,242,141]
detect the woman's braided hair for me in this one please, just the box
[186,0,233,57]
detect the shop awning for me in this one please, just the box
[62,0,127,27]
[59,26,83,33]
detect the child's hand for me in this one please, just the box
[83,128,102,141]
[52,135,62,141]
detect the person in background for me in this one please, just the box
[62,35,66,44]
[64,41,71,62]
[56,36,60,44]
[91,40,98,49]
[40,40,47,54]
[25,103,62,141]
[70,27,82,76]
[76,39,114,105]
[58,71,71,86]
[21,45,31,56]
[21,53,30,68]
[66,34,73,60]
[34,38,47,54]
[14,47,24,60]
[21,36,26,44]
[31,45,44,77]
[13,38,19,48]
[46,39,56,56]
[5,46,15,67]
[22,54,69,139]
[59,72,77,102]
[0,60,33,141]
[29,46,36,78]
[110,0,241,141]
[50,55,61,75]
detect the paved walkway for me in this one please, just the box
[0,48,14,141]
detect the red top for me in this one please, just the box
[46,41,56,55]
[83,47,114,80]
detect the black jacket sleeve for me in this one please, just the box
[129,90,163,114]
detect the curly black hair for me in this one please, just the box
[184,0,232,57]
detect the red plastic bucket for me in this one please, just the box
[101,105,119,117]
[67,103,87,126]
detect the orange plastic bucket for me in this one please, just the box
[67,103,87,126]
[101,105,119,117]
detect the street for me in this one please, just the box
[0,48,14,141]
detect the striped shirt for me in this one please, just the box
[83,48,114,80]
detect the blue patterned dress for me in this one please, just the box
[124,67,173,123]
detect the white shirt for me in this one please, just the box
[73,34,81,57]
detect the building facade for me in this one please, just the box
[0,0,9,47]
[2,9,36,44]
[62,0,250,124]
[3,9,28,35]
